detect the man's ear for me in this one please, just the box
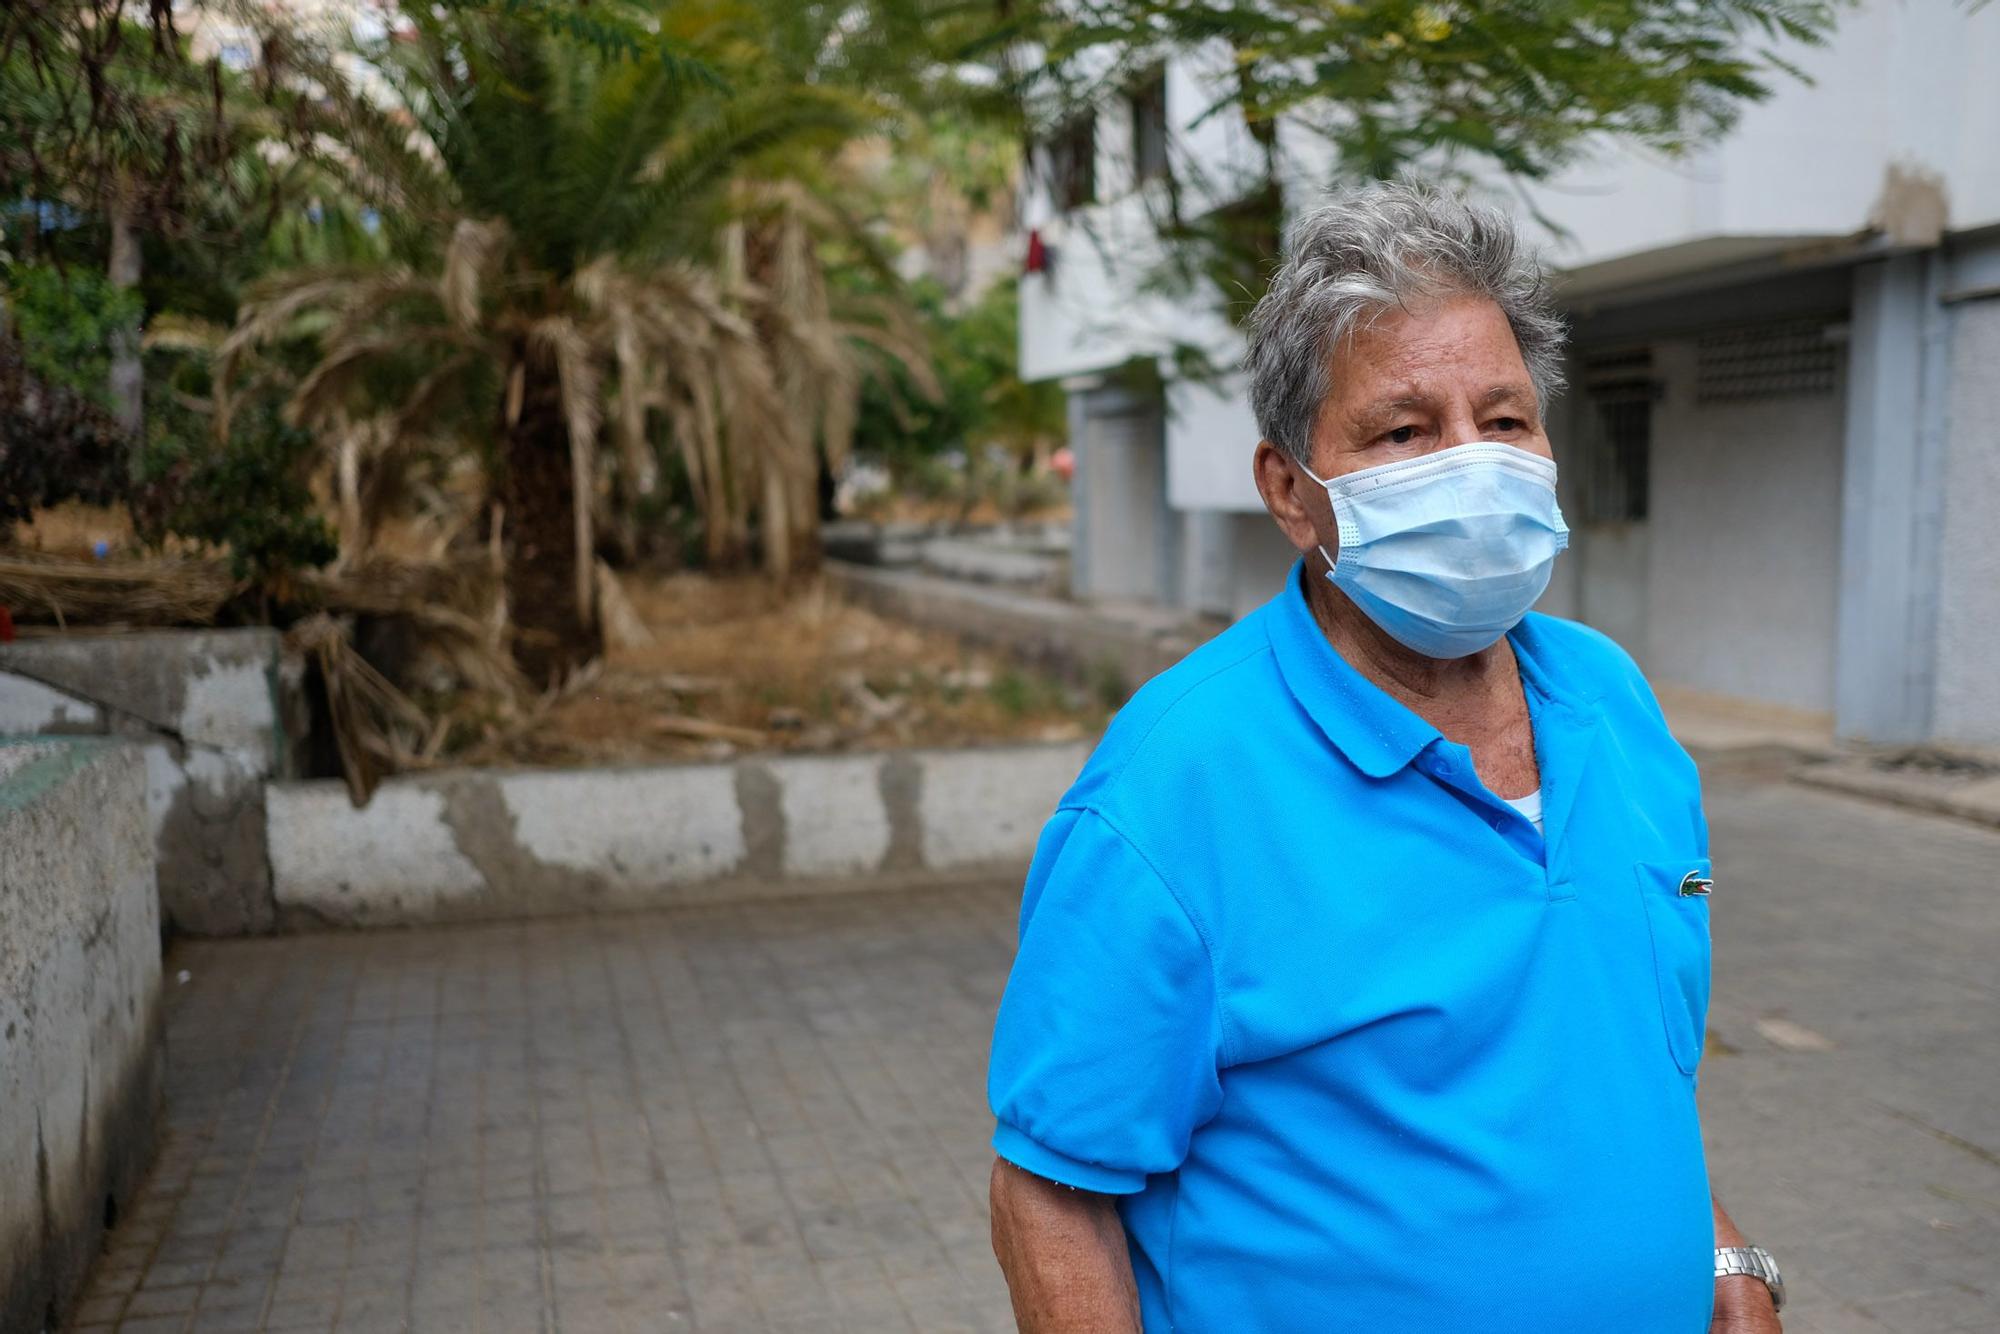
[1254,440,1327,559]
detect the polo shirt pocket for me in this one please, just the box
[1635,858,1714,1076]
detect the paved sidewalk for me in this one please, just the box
[68,771,2000,1333]
[71,890,1020,1333]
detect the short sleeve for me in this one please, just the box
[986,807,1226,1194]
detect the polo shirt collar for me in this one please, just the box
[1263,561,1601,779]
[1265,561,1440,778]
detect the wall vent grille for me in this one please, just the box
[1696,319,1841,402]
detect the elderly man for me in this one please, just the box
[985,182,1785,1332]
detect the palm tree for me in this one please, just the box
[218,3,923,683]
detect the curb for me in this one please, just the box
[266,741,1089,928]
[1791,760,2000,831]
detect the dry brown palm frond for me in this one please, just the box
[573,258,659,500]
[293,558,529,790]
[594,560,655,650]
[327,413,372,557]
[287,330,421,427]
[223,267,427,364]
[286,612,433,807]
[218,266,434,434]
[443,217,509,334]
[299,554,499,621]
[714,325,799,476]
[142,313,230,355]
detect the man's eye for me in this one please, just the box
[1490,417,1522,433]
[1386,425,1419,444]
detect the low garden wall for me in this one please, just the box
[0,629,305,935]
[266,741,1090,927]
[1,628,1098,935]
[0,741,163,1334]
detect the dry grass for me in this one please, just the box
[462,570,1105,767]
[0,551,240,627]
[9,501,137,557]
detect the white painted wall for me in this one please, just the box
[1933,299,2000,748]
[1574,523,1651,667]
[1642,341,1846,713]
[1022,0,1995,646]
[1165,372,1263,512]
[1018,48,1255,386]
[1019,194,1217,384]
[1024,1,2000,391]
[1523,3,2000,284]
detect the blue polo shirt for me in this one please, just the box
[987,563,1715,1332]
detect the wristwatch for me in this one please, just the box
[1715,1245,1786,1313]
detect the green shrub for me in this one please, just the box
[2,262,141,410]
[134,396,336,582]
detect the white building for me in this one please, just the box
[1016,2,2000,750]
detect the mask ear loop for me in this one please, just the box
[1293,454,1342,581]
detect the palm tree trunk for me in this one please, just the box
[503,355,598,685]
[107,193,143,437]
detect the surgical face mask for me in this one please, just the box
[1299,441,1569,660]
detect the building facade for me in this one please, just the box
[1016,2,2000,749]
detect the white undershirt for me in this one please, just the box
[1503,788,1545,836]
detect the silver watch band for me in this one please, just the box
[1715,1244,1786,1313]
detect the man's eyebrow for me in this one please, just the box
[1477,383,1539,410]
[1348,393,1431,433]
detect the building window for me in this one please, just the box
[1578,350,1654,523]
[1695,317,1842,402]
[1129,72,1168,184]
[1046,114,1096,212]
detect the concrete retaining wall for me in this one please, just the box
[267,741,1089,927]
[827,560,1218,702]
[0,630,303,935]
[0,741,163,1334]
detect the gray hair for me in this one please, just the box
[1245,180,1567,464]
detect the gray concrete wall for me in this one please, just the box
[0,741,163,1334]
[0,630,300,935]
[1072,384,1169,605]
[1176,509,1234,617]
[1645,338,1847,714]
[1538,369,1588,625]
[1934,297,2000,749]
[267,742,1091,928]
[1224,512,1300,619]
[1833,253,1950,744]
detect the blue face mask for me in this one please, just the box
[1299,441,1570,660]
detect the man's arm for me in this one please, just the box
[989,1159,1143,1333]
[1711,1193,1781,1332]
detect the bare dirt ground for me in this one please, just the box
[463,570,1108,768]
